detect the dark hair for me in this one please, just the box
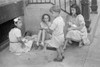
[49,5,61,13]
[24,31,33,36]
[70,4,81,15]
[42,14,51,22]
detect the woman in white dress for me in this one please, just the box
[64,4,90,49]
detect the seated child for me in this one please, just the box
[64,4,90,50]
[36,14,51,48]
[9,17,34,55]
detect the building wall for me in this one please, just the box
[0,0,21,5]
[24,3,69,34]
[25,0,100,33]
[24,4,53,34]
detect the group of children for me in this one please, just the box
[9,4,90,62]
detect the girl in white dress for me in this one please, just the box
[46,5,65,62]
[9,17,34,55]
[64,4,90,49]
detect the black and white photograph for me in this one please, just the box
[0,0,100,67]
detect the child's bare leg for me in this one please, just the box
[54,46,64,62]
[79,40,83,47]
[41,29,45,46]
[37,30,42,46]
[63,38,70,50]
[63,39,68,50]
[43,42,47,52]
[57,47,62,58]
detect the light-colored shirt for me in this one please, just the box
[40,22,51,29]
[9,28,22,42]
[50,16,65,36]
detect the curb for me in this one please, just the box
[89,14,100,44]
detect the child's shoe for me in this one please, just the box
[38,45,44,50]
[41,42,44,46]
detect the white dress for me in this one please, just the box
[9,28,24,52]
[66,14,90,45]
[45,16,65,48]
[9,28,34,53]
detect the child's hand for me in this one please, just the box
[25,36,32,40]
[45,29,49,33]
[22,38,27,43]
[68,27,76,31]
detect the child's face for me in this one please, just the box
[51,11,59,18]
[43,15,49,22]
[71,8,76,15]
[16,20,22,28]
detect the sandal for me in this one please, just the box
[38,45,44,50]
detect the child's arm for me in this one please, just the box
[46,21,57,34]
[68,23,84,31]
[40,22,48,30]
[17,37,25,45]
[73,14,85,31]
[68,27,76,31]
[24,36,33,41]
[45,27,53,35]
[75,23,84,31]
[15,29,25,46]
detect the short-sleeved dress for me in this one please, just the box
[66,14,90,44]
[45,16,65,48]
[9,28,33,53]
[9,28,24,52]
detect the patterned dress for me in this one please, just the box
[66,14,90,45]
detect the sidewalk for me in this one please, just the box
[0,13,100,67]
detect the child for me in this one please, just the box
[37,14,51,48]
[9,17,34,55]
[64,4,90,50]
[45,5,65,62]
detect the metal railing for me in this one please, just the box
[28,0,71,15]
